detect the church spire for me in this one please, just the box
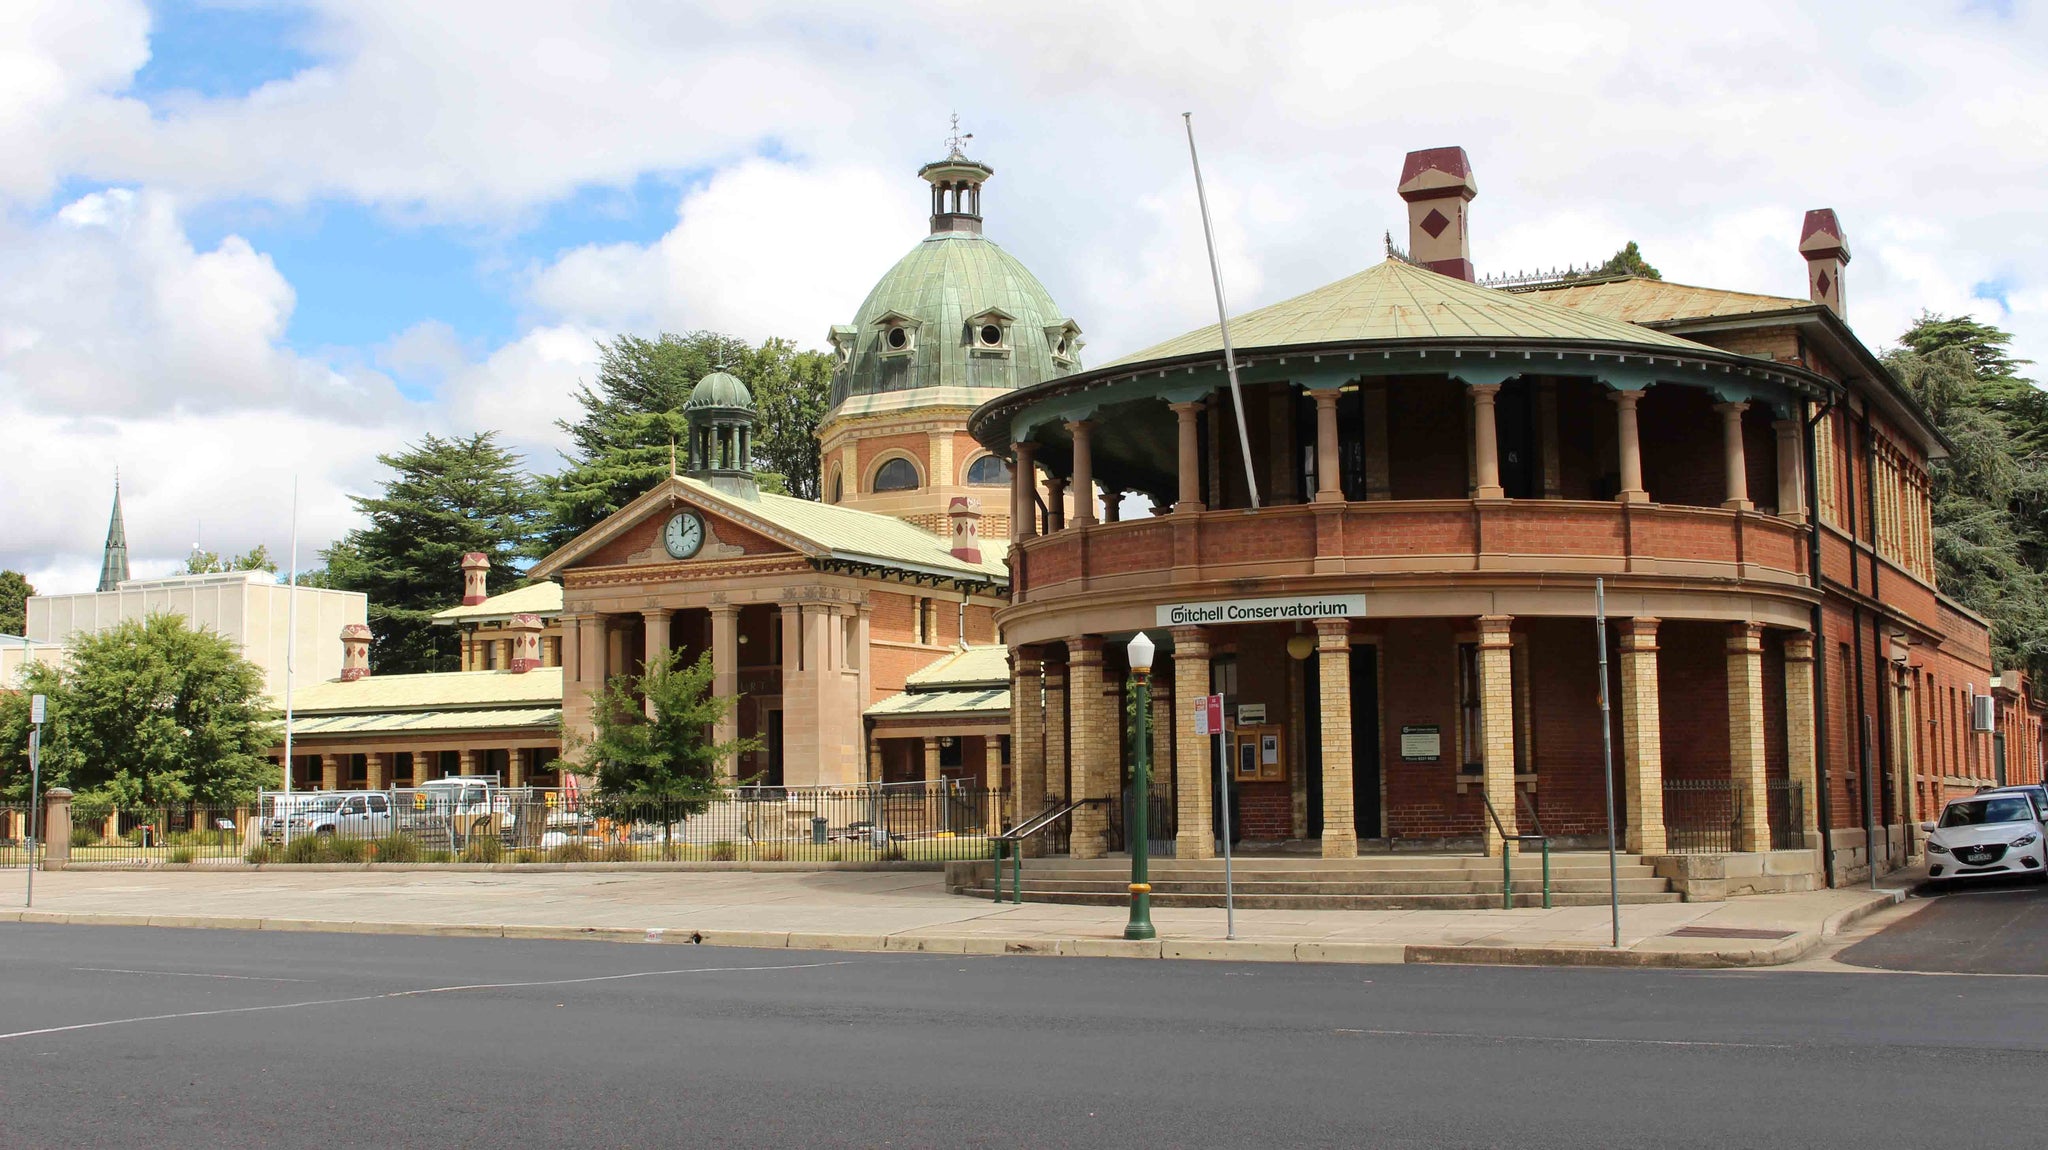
[97,474,130,592]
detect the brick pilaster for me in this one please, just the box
[1044,663,1070,803]
[1728,623,1770,851]
[1784,633,1820,846]
[1317,619,1358,858]
[1067,637,1110,859]
[1478,615,1517,855]
[320,753,340,792]
[1620,618,1665,854]
[366,752,389,792]
[1009,647,1045,838]
[1172,627,1214,860]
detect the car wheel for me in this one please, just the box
[315,826,335,836]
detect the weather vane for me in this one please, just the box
[946,112,973,159]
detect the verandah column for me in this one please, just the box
[1170,400,1206,513]
[1478,615,1518,855]
[366,752,389,792]
[1066,420,1096,527]
[1067,637,1109,859]
[1312,390,1344,503]
[1728,622,1770,851]
[1469,385,1504,499]
[1316,619,1357,858]
[923,736,942,783]
[1619,618,1665,854]
[1010,441,1039,543]
[1717,402,1754,511]
[1610,390,1649,502]
[1171,626,1215,860]
[1784,633,1821,847]
[711,604,741,783]
[1774,418,1807,523]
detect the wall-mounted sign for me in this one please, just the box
[1156,595,1365,628]
[1194,693,1225,737]
[1237,703,1267,725]
[1400,724,1442,762]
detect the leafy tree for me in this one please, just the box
[1898,312,2031,381]
[543,331,835,550]
[185,544,278,575]
[0,615,277,807]
[572,648,760,810]
[0,569,33,635]
[321,432,545,674]
[1596,241,1661,280]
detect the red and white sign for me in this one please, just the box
[1195,693,1225,736]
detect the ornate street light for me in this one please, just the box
[1124,630,1158,941]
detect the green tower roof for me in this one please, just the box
[686,370,754,411]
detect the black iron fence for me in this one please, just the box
[1661,778,1805,854]
[63,803,248,865]
[1105,788,1178,857]
[0,803,39,869]
[1768,780,1805,850]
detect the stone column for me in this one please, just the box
[1170,400,1206,513]
[1312,389,1344,503]
[560,614,582,683]
[1011,442,1039,542]
[459,748,480,777]
[580,612,606,686]
[1717,402,1753,511]
[1728,623,1770,851]
[711,604,741,783]
[1172,626,1215,860]
[1045,662,1070,803]
[1619,618,1666,854]
[1067,420,1096,527]
[507,747,527,789]
[43,788,72,869]
[414,748,440,783]
[320,753,341,791]
[1774,419,1807,523]
[1067,637,1109,859]
[606,624,626,684]
[366,752,389,792]
[1784,633,1820,847]
[1478,615,1518,854]
[1610,390,1648,502]
[641,608,672,718]
[983,734,1006,791]
[1044,477,1068,531]
[923,735,942,783]
[867,738,884,785]
[1010,646,1046,848]
[1101,489,1121,523]
[1316,619,1357,858]
[1470,385,1504,499]
[1362,382,1392,501]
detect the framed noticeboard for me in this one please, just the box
[1400,724,1442,762]
[1233,724,1287,782]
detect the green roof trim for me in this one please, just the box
[290,668,564,715]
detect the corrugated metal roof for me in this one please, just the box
[904,645,1010,689]
[865,687,1010,717]
[430,581,564,623]
[1107,259,1712,368]
[1522,277,1813,325]
[290,668,564,715]
[292,707,562,737]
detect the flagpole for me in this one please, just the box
[1183,113,1261,510]
[282,477,298,847]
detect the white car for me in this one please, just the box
[1923,793,2047,882]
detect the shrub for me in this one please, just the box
[324,836,368,864]
[369,834,422,863]
[511,849,539,864]
[545,842,595,863]
[245,843,272,865]
[167,846,195,865]
[423,850,453,863]
[458,837,504,864]
[600,842,638,863]
[708,840,738,862]
[70,826,100,849]
[282,834,328,864]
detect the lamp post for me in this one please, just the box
[1124,631,1158,941]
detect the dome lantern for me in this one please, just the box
[919,115,992,236]
[684,370,758,496]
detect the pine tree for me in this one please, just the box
[1596,241,1661,280]
[321,432,545,674]
[572,649,761,809]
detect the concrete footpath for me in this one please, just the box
[0,869,1910,967]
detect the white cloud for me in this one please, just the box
[439,323,606,467]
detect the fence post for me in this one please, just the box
[43,788,72,870]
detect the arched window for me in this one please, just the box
[965,455,1011,486]
[873,458,920,492]
[830,472,843,503]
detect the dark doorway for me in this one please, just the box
[1305,643,1382,840]
[1496,382,1537,499]
[765,709,785,788]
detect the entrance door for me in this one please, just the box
[765,708,785,788]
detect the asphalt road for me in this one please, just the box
[2,925,2045,1149]
[1840,871,2048,974]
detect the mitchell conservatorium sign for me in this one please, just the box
[1156,595,1366,627]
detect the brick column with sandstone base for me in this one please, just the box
[1784,633,1821,847]
[1067,637,1110,859]
[1171,626,1215,860]
[321,753,341,792]
[413,748,440,784]
[1619,618,1666,854]
[1478,615,1518,855]
[1316,619,1358,858]
[1009,646,1047,855]
[507,748,527,789]
[1045,662,1070,803]
[1728,623,1771,852]
[366,752,389,792]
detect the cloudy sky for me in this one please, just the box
[4,0,2044,595]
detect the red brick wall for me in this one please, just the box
[581,506,789,568]
[1551,378,1617,500]
[1521,617,1619,837]
[1638,384,1724,509]
[1376,618,1485,841]
[1387,377,1469,500]
[856,434,931,487]
[1659,621,1731,782]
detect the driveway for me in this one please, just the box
[1837,869,2048,975]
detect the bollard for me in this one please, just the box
[43,788,73,870]
[811,816,827,846]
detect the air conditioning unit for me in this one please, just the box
[1972,693,1996,733]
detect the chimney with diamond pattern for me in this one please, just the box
[1799,209,1849,319]
[460,552,489,606]
[1398,147,1478,281]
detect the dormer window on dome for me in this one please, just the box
[871,310,921,358]
[967,307,1016,357]
[1044,319,1085,368]
[828,325,858,367]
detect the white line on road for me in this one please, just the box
[74,967,316,983]
[1332,1027,1795,1050]
[1,960,857,1043]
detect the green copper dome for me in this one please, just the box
[827,158,1083,412]
[686,370,754,411]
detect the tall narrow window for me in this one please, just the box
[1459,643,1482,772]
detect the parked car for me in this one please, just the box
[1922,793,2048,882]
[1977,783,2048,821]
[266,793,393,841]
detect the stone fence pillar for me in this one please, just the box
[43,787,73,869]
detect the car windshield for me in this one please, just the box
[1939,796,2038,828]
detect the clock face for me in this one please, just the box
[663,511,704,559]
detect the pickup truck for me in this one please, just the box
[264,792,394,841]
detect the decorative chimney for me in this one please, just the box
[1800,209,1850,319]
[1398,147,1478,281]
[340,624,373,681]
[509,614,544,674]
[948,497,983,563]
[460,552,490,606]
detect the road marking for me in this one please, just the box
[0,960,857,1043]
[1332,1027,1795,1051]
[73,967,316,983]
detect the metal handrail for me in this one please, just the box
[1478,787,1552,910]
[989,798,1106,905]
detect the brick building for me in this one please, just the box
[973,146,2021,887]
